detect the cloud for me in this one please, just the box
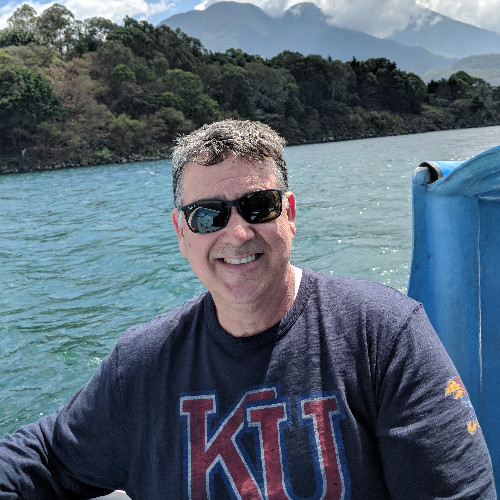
[418,0,500,35]
[194,0,422,37]
[0,1,23,28]
[194,0,500,37]
[0,0,175,28]
[195,0,290,17]
[64,0,174,22]
[1,0,499,35]
[319,0,423,37]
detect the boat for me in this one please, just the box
[407,144,500,487]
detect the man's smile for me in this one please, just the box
[222,253,261,265]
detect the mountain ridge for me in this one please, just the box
[160,2,456,75]
[389,9,500,59]
[160,2,500,80]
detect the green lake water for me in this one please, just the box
[2,126,500,435]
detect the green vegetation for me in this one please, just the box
[2,3,500,173]
[423,54,500,88]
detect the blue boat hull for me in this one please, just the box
[408,145,500,487]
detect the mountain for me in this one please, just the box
[389,9,500,59]
[159,2,456,75]
[423,54,500,86]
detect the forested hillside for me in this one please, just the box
[1,3,500,174]
[424,54,500,87]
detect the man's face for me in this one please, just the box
[171,155,296,311]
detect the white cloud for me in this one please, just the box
[0,1,27,29]
[0,0,175,28]
[193,0,424,37]
[412,9,443,31]
[1,0,499,35]
[64,0,174,22]
[195,0,291,17]
[418,0,500,34]
[195,0,500,37]
[319,0,423,37]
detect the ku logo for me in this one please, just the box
[445,376,479,435]
[179,386,351,500]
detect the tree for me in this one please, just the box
[209,48,262,67]
[106,18,153,60]
[245,62,295,129]
[448,71,491,101]
[110,64,136,90]
[0,64,62,151]
[0,66,62,126]
[36,4,75,54]
[78,100,114,150]
[71,17,116,56]
[146,106,193,146]
[2,44,55,71]
[427,78,452,104]
[163,69,220,126]
[1,4,44,48]
[49,56,99,116]
[0,28,46,48]
[108,113,146,155]
[7,4,37,32]
[216,64,254,116]
[113,83,161,118]
[170,28,204,71]
[96,40,135,78]
[84,17,116,42]
[350,57,426,114]
[403,73,427,114]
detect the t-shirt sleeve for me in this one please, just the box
[375,305,496,498]
[0,344,128,498]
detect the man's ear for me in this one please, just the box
[171,209,188,258]
[285,192,297,238]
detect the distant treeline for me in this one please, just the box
[2,3,500,173]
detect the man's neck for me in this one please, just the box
[213,265,298,337]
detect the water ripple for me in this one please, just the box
[3,127,500,435]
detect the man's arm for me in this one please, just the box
[0,414,114,499]
[0,348,127,498]
[375,305,496,498]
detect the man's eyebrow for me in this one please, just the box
[186,195,224,204]
[190,192,249,204]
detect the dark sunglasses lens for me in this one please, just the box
[239,190,282,223]
[185,202,228,233]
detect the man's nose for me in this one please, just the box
[223,206,255,243]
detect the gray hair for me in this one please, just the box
[172,119,288,208]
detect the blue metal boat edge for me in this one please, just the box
[408,144,500,487]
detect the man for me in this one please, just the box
[0,119,496,499]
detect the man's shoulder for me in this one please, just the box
[301,267,420,320]
[303,266,410,297]
[116,292,209,353]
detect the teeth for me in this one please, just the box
[224,254,257,265]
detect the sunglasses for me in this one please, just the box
[179,189,284,233]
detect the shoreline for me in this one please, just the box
[2,123,498,175]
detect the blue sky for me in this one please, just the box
[1,0,499,37]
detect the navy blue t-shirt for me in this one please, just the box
[0,268,496,499]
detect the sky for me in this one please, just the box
[1,0,500,38]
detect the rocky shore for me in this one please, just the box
[0,153,170,175]
[0,122,488,175]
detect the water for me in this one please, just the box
[2,126,500,436]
